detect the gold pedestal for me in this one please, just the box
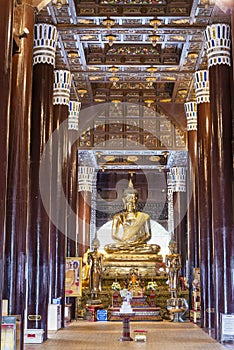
[103,253,165,279]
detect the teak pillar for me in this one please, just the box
[171,167,187,277]
[50,69,71,327]
[194,70,214,330]
[167,171,174,241]
[66,100,81,318]
[78,166,95,257]
[205,23,233,341]
[0,0,14,319]
[3,3,34,348]
[26,23,57,340]
[67,101,81,257]
[184,102,199,307]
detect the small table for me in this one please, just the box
[86,304,102,322]
[115,312,135,341]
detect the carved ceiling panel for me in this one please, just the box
[36,0,231,157]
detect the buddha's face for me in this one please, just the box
[123,193,137,212]
[169,243,177,254]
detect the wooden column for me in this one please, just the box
[0,0,13,319]
[26,23,57,340]
[3,3,34,348]
[50,70,71,327]
[78,166,95,257]
[66,101,80,318]
[171,167,187,277]
[195,70,214,330]
[184,102,199,307]
[67,101,81,257]
[232,10,234,82]
[205,23,233,341]
[166,171,174,241]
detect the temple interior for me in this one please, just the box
[0,0,234,349]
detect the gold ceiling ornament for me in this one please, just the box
[149,19,161,31]
[102,18,115,30]
[149,155,161,162]
[67,50,79,59]
[89,76,100,81]
[108,66,119,74]
[127,156,138,162]
[146,66,158,75]
[77,88,87,98]
[178,89,187,96]
[109,76,119,86]
[164,76,176,81]
[162,151,169,159]
[104,155,115,162]
[81,34,96,40]
[52,0,66,9]
[144,99,154,107]
[105,34,117,47]
[187,52,199,60]
[94,98,106,102]
[146,76,157,86]
[111,99,121,107]
[95,151,103,159]
[159,98,171,102]
[87,66,100,71]
[111,98,121,103]
[148,34,160,47]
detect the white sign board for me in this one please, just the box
[221,314,234,342]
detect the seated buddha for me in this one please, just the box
[104,179,160,255]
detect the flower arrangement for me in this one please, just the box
[111,281,121,291]
[120,288,133,302]
[147,281,157,291]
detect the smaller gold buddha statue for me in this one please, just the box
[165,240,181,298]
[87,237,104,297]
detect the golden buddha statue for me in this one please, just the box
[104,179,160,255]
[165,240,181,298]
[82,248,90,288]
[87,237,104,297]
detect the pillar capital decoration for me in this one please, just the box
[167,183,174,236]
[184,101,197,131]
[78,166,95,192]
[68,101,81,130]
[53,70,72,106]
[194,70,210,104]
[204,24,231,68]
[167,171,173,190]
[171,167,186,192]
[33,23,58,67]
[167,167,186,192]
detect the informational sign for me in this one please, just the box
[65,257,82,297]
[221,313,234,342]
[97,309,107,321]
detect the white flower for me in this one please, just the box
[147,281,157,291]
[111,282,121,291]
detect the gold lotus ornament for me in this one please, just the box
[144,99,154,107]
[105,34,117,47]
[77,88,87,98]
[102,18,115,30]
[109,76,119,86]
[149,34,160,47]
[149,19,161,31]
